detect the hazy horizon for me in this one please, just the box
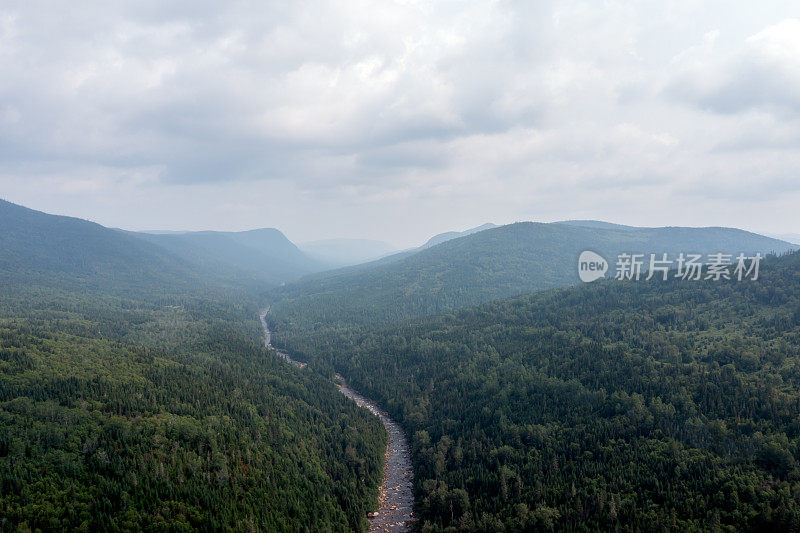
[7,193,799,250]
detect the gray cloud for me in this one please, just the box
[1,1,800,246]
[1,1,560,184]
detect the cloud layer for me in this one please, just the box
[1,1,799,245]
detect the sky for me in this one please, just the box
[1,1,800,248]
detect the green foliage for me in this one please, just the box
[273,251,800,531]
[0,197,389,531]
[133,228,328,287]
[269,221,795,331]
[0,199,315,296]
[0,287,387,531]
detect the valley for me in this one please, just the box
[5,4,799,530]
[338,382,414,533]
[260,307,414,531]
[3,198,800,531]
[270,250,800,530]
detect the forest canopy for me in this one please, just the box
[0,283,385,531]
[270,250,800,531]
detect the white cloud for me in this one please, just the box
[668,19,800,114]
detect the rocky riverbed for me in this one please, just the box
[337,376,414,532]
[260,309,414,531]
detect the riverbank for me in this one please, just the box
[337,376,414,532]
[259,309,414,532]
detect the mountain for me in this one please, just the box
[298,223,498,272]
[555,219,636,230]
[298,238,397,266]
[0,199,209,293]
[766,232,800,245]
[421,222,498,248]
[0,199,321,294]
[268,221,796,332]
[0,199,386,530]
[309,223,500,271]
[133,228,329,286]
[275,250,800,530]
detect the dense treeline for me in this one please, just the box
[0,199,390,531]
[0,285,386,531]
[0,198,304,295]
[268,222,795,331]
[271,251,800,531]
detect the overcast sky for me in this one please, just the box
[1,1,799,247]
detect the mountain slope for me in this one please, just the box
[134,228,328,286]
[0,199,210,293]
[555,219,635,230]
[767,232,800,245]
[297,222,499,273]
[276,250,800,531]
[422,222,498,248]
[0,200,386,530]
[269,221,796,331]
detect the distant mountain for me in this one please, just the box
[137,229,190,235]
[291,223,500,274]
[422,222,498,248]
[0,199,325,294]
[555,219,636,230]
[328,222,498,270]
[268,221,796,332]
[299,238,397,266]
[132,228,330,286]
[0,199,386,531]
[766,232,800,245]
[280,249,800,530]
[0,199,208,293]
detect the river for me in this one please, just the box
[259,308,415,532]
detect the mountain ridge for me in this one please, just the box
[0,199,327,293]
[422,222,498,248]
[274,249,800,530]
[268,220,797,332]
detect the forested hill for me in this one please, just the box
[0,199,211,293]
[0,200,387,531]
[274,250,800,531]
[133,228,330,287]
[268,221,795,331]
[0,199,330,293]
[421,222,498,248]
